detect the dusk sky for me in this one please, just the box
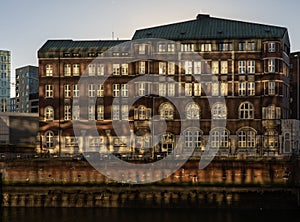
[1,0,300,96]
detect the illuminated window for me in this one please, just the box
[45,84,53,98]
[64,105,71,120]
[73,64,80,76]
[45,64,53,76]
[159,103,174,120]
[45,131,54,148]
[64,64,71,76]
[186,103,200,120]
[211,103,227,119]
[45,106,54,121]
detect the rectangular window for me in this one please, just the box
[201,43,211,52]
[220,61,228,74]
[212,61,219,74]
[194,83,201,96]
[194,61,201,74]
[113,84,120,97]
[138,44,146,54]
[45,84,53,98]
[238,42,246,51]
[268,43,276,52]
[64,105,72,121]
[88,64,96,76]
[168,62,175,75]
[73,64,80,76]
[121,64,128,75]
[168,83,175,97]
[73,85,79,97]
[212,82,219,96]
[218,43,232,51]
[158,43,166,52]
[64,64,71,76]
[121,84,128,97]
[159,62,167,75]
[113,64,120,75]
[139,61,146,74]
[137,82,146,96]
[72,105,80,120]
[168,43,175,52]
[88,105,95,120]
[97,105,104,120]
[220,82,228,96]
[185,83,193,96]
[268,59,275,73]
[159,83,167,96]
[247,60,255,73]
[121,105,128,120]
[268,81,275,95]
[184,61,193,74]
[238,61,246,74]
[238,82,246,96]
[88,84,95,97]
[46,64,53,76]
[97,84,104,97]
[64,84,71,98]
[112,105,120,120]
[181,44,194,52]
[247,42,256,51]
[97,64,105,75]
[248,82,255,96]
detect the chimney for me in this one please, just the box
[196,14,210,19]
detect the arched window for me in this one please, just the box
[45,106,54,121]
[186,103,200,120]
[237,128,256,148]
[239,102,254,119]
[45,131,54,148]
[134,106,151,120]
[210,128,229,148]
[211,103,227,119]
[159,103,174,120]
[161,133,175,154]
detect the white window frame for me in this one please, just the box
[45,106,54,121]
[73,64,80,76]
[220,61,228,74]
[247,60,255,74]
[97,105,104,120]
[64,64,71,76]
[73,84,79,97]
[45,84,53,98]
[239,102,254,119]
[113,84,120,97]
[46,64,53,76]
[64,84,71,98]
[238,61,246,74]
[88,84,96,97]
[64,105,72,121]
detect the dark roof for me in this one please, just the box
[132,14,288,41]
[38,39,129,53]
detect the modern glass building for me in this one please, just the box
[0,50,11,112]
[15,65,39,113]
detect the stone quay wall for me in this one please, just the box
[1,159,300,209]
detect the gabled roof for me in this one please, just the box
[38,39,129,53]
[132,14,289,42]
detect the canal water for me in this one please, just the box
[1,208,300,222]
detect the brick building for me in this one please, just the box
[37,14,299,158]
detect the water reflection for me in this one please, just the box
[1,208,300,222]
